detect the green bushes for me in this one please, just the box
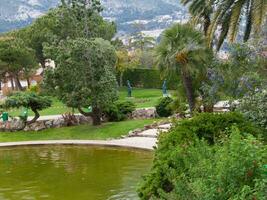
[104,101,136,121]
[138,128,267,200]
[237,91,267,130]
[138,112,266,200]
[163,112,262,145]
[155,97,173,117]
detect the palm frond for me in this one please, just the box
[251,0,267,33]
[228,0,245,42]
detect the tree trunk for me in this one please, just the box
[26,78,31,88]
[92,106,101,126]
[120,73,123,87]
[40,59,46,69]
[10,77,15,90]
[27,109,40,124]
[78,106,101,125]
[14,75,23,91]
[181,70,195,114]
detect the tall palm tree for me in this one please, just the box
[209,0,266,50]
[181,0,215,36]
[182,0,267,51]
[156,24,211,113]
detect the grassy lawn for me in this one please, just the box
[7,88,175,117]
[0,119,158,142]
[119,87,174,108]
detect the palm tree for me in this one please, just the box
[182,0,267,51]
[181,0,215,36]
[156,24,211,113]
[209,0,266,50]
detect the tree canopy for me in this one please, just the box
[0,37,37,90]
[4,92,52,124]
[43,38,118,125]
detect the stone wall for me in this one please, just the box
[131,108,157,119]
[0,108,157,132]
[0,115,92,132]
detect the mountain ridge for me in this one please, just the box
[0,0,188,36]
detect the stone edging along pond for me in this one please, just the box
[0,122,173,151]
[0,138,157,151]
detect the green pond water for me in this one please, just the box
[0,145,153,200]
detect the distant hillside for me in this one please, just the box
[0,0,188,36]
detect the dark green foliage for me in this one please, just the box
[105,101,136,122]
[117,101,136,115]
[138,112,265,199]
[138,128,267,199]
[43,37,118,125]
[5,92,51,111]
[4,92,52,123]
[121,68,180,89]
[237,91,267,130]
[155,97,173,117]
[162,112,262,145]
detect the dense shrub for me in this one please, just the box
[170,97,188,117]
[155,97,174,117]
[138,112,265,199]
[104,101,136,122]
[138,128,267,199]
[121,68,179,89]
[237,91,267,130]
[162,112,263,145]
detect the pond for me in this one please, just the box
[0,146,153,200]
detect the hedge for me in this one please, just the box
[120,68,180,89]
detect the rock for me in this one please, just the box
[44,120,53,128]
[24,121,46,131]
[52,118,66,128]
[158,123,172,130]
[77,115,92,124]
[9,119,25,131]
[132,108,156,119]
[137,129,159,138]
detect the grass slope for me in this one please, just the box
[0,119,157,142]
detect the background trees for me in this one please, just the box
[0,37,37,90]
[44,38,118,125]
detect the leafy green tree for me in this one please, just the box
[155,23,212,113]
[43,38,118,125]
[131,32,155,51]
[116,49,139,86]
[4,92,52,124]
[14,0,116,68]
[220,43,265,98]
[237,90,267,131]
[0,37,37,90]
